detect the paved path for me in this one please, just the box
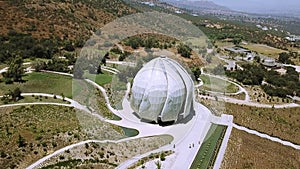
[283,64,300,73]
[106,60,136,67]
[0,102,72,108]
[199,95,300,108]
[26,137,141,169]
[102,65,120,73]
[233,123,300,150]
[200,72,250,101]
[17,70,299,168]
[0,62,32,74]
[0,93,91,113]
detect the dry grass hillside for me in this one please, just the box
[222,129,300,169]
[0,0,137,40]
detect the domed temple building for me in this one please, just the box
[130,56,195,123]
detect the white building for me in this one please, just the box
[130,56,195,123]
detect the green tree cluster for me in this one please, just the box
[263,67,300,97]
[2,56,24,83]
[1,87,22,103]
[227,64,300,97]
[278,52,295,64]
[226,64,265,85]
[177,43,192,58]
[124,36,161,49]
[191,66,202,81]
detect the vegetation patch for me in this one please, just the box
[190,124,227,169]
[199,74,239,93]
[41,135,173,168]
[203,100,300,145]
[241,44,286,57]
[0,72,72,98]
[84,72,113,86]
[128,150,174,169]
[0,95,69,105]
[226,64,300,98]
[0,105,125,168]
[222,129,300,169]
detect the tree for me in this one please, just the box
[278,52,292,64]
[17,134,26,147]
[192,67,201,81]
[3,56,24,83]
[254,56,261,63]
[177,43,192,58]
[11,87,22,101]
[97,65,102,74]
[101,53,108,66]
[233,37,242,45]
[160,152,166,161]
[32,60,46,72]
[2,88,22,102]
[155,160,161,169]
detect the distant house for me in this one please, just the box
[262,26,269,31]
[245,53,255,61]
[141,2,155,7]
[275,68,287,75]
[285,35,300,42]
[224,62,236,71]
[262,58,276,67]
[224,47,251,54]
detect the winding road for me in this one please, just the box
[1,65,300,168]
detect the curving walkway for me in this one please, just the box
[200,72,250,102]
[198,71,300,108]
[34,70,221,169]
[3,70,295,168]
[27,137,142,169]
[0,93,91,113]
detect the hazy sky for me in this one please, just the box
[210,0,300,13]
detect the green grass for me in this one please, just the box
[199,75,239,93]
[122,127,139,137]
[190,124,227,169]
[241,44,286,58]
[215,40,234,48]
[0,95,69,105]
[83,72,113,86]
[0,72,72,98]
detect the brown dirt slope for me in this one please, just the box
[0,0,137,40]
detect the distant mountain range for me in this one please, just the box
[162,0,300,17]
[161,0,231,13]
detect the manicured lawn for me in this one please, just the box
[190,124,227,169]
[200,75,239,93]
[0,72,73,98]
[83,72,113,86]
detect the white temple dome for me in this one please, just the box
[130,57,195,123]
